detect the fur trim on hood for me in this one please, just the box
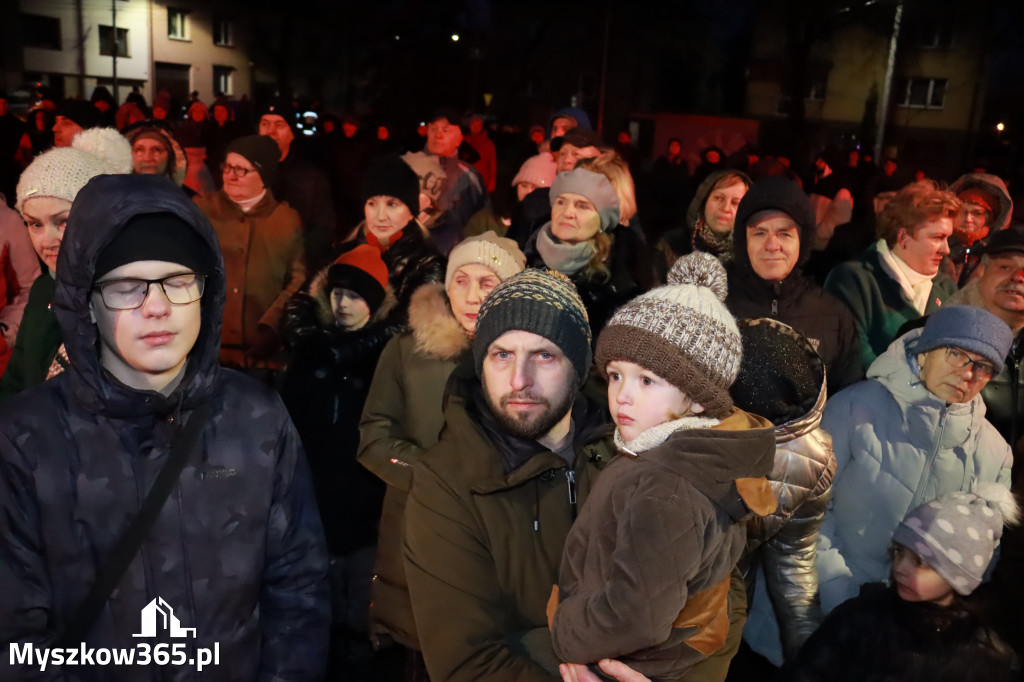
[407,282,470,360]
[306,262,397,329]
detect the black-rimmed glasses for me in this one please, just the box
[93,273,206,310]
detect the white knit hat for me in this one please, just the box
[16,128,133,213]
[445,231,527,288]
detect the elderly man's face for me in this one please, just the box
[427,118,462,157]
[132,138,170,175]
[917,346,996,403]
[978,253,1024,319]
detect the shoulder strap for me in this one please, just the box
[55,402,213,648]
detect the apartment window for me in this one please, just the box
[213,18,233,46]
[910,20,954,49]
[213,66,234,96]
[168,8,189,40]
[775,77,827,115]
[896,77,947,109]
[23,13,62,50]
[99,25,129,57]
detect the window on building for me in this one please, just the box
[213,66,234,96]
[23,13,62,50]
[99,25,129,57]
[896,77,947,109]
[213,18,233,46]
[775,76,827,115]
[909,20,954,48]
[168,8,189,40]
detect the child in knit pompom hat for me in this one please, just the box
[782,484,1020,682]
[549,252,779,681]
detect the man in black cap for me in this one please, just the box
[53,99,102,148]
[551,128,606,173]
[258,99,337,271]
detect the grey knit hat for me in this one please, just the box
[595,252,741,417]
[550,168,620,232]
[473,268,592,386]
[914,305,1014,374]
[893,484,1019,595]
[445,231,527,288]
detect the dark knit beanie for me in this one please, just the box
[257,98,297,133]
[731,318,822,426]
[473,269,592,386]
[913,305,1014,374]
[226,135,280,188]
[326,244,389,314]
[95,212,211,280]
[56,99,101,129]
[362,156,421,218]
[595,252,741,417]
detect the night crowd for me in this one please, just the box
[0,87,1023,682]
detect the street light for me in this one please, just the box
[451,34,460,42]
[996,122,1005,132]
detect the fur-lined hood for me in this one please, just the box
[407,282,470,360]
[307,262,397,328]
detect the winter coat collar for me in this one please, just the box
[630,407,779,521]
[54,175,225,418]
[407,282,470,360]
[867,328,984,450]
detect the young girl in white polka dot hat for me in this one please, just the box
[783,484,1020,681]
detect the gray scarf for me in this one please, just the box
[536,224,596,276]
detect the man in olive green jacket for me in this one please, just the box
[404,270,617,681]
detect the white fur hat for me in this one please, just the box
[16,128,133,214]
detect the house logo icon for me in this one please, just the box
[132,597,196,638]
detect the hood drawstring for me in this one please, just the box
[533,479,540,532]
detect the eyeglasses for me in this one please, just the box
[93,273,206,310]
[221,162,254,178]
[943,346,996,381]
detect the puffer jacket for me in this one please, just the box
[550,409,777,681]
[404,359,617,682]
[737,321,836,664]
[817,328,1012,614]
[356,282,470,649]
[0,174,330,681]
[280,262,400,555]
[193,188,306,369]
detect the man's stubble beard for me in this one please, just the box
[483,382,575,441]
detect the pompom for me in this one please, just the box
[974,482,1020,526]
[667,251,728,301]
[72,128,133,174]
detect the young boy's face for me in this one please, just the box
[891,544,955,606]
[606,360,702,442]
[90,260,203,395]
[330,287,370,330]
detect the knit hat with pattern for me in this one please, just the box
[596,251,741,417]
[892,484,1019,596]
[473,268,592,386]
[445,231,527,288]
[16,127,133,213]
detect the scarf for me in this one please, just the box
[693,216,734,264]
[366,228,404,254]
[535,224,597,276]
[614,414,721,456]
[877,239,934,315]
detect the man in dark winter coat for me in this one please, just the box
[404,269,617,681]
[0,174,330,681]
[726,177,863,392]
[259,99,338,271]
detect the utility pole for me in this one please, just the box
[596,0,611,136]
[875,0,903,162]
[112,0,119,103]
[76,0,85,96]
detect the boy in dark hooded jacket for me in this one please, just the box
[0,174,329,681]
